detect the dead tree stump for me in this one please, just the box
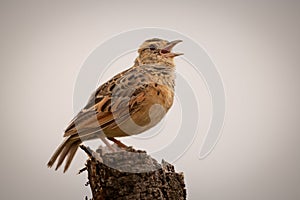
[81,145,186,200]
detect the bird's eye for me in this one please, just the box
[149,44,156,51]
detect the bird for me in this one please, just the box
[47,38,183,172]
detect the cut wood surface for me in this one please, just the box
[81,145,186,200]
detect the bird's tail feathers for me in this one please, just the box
[47,135,81,172]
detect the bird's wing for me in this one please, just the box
[63,66,150,137]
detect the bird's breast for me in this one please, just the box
[105,84,174,138]
[127,84,174,133]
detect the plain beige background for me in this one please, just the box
[1,0,300,199]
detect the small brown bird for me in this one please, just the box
[47,38,183,172]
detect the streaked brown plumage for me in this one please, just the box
[47,38,183,172]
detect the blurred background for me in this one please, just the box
[0,0,299,199]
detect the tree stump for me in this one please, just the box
[81,145,186,200]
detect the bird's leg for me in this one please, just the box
[98,133,116,152]
[107,137,128,149]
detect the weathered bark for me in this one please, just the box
[81,145,186,200]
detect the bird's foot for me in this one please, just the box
[107,137,128,149]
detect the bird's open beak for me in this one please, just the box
[161,40,183,57]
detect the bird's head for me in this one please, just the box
[136,38,183,66]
